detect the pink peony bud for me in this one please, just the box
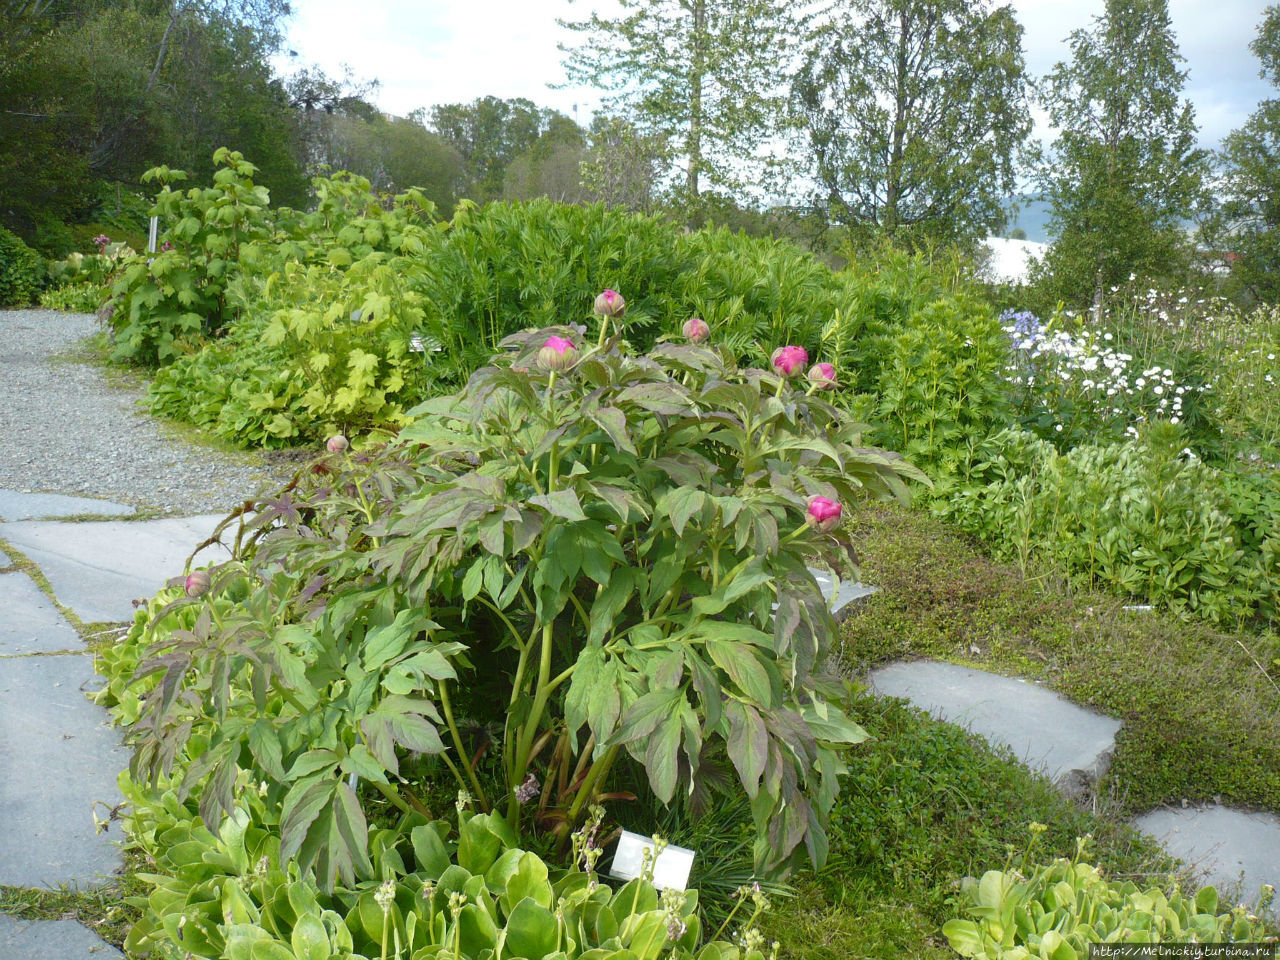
[808,362,837,389]
[184,570,211,598]
[682,317,710,343]
[537,335,578,371]
[326,435,349,453]
[771,345,809,377]
[806,496,842,532]
[593,289,626,318]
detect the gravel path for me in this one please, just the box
[0,309,294,514]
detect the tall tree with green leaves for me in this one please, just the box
[1032,0,1209,309]
[791,0,1031,250]
[430,97,571,202]
[559,0,806,218]
[1207,4,1280,303]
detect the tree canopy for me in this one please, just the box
[792,0,1031,250]
[559,0,807,218]
[1031,0,1208,308]
[1208,4,1280,302]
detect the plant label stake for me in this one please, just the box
[148,216,159,254]
[609,831,695,891]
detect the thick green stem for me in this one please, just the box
[506,620,557,824]
[566,745,618,823]
[440,681,489,807]
[369,779,432,820]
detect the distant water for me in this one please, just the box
[1002,197,1052,244]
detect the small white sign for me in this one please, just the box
[608,830,695,891]
[147,215,159,254]
[409,335,426,353]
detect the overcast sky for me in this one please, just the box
[280,0,1274,151]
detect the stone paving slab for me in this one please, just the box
[868,660,1121,795]
[0,489,134,521]
[0,546,10,566]
[0,514,230,622]
[809,568,878,619]
[0,571,81,655]
[0,653,128,887]
[0,913,124,960]
[1134,806,1280,913]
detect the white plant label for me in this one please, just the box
[608,830,695,891]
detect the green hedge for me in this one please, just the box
[0,226,44,306]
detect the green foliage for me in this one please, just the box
[0,225,44,305]
[792,0,1031,248]
[944,836,1274,958]
[39,244,131,312]
[107,149,273,365]
[0,0,304,241]
[999,304,1225,459]
[134,177,986,449]
[855,293,1011,471]
[38,280,106,312]
[1030,0,1209,309]
[432,96,575,203]
[936,428,1278,625]
[117,772,773,960]
[111,328,922,893]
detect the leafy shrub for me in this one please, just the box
[38,281,105,312]
[108,324,923,896]
[944,835,1274,958]
[0,226,44,306]
[106,148,274,365]
[937,428,1277,625]
[118,150,986,449]
[855,293,1011,473]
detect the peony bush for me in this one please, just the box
[106,299,925,905]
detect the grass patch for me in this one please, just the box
[0,871,145,950]
[841,501,1280,815]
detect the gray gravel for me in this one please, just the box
[0,309,294,514]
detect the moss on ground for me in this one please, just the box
[839,501,1280,815]
[762,692,1172,960]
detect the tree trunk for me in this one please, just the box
[885,6,911,237]
[686,0,705,222]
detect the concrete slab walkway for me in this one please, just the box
[868,659,1121,796]
[0,653,129,888]
[868,658,1280,915]
[0,571,81,654]
[0,490,134,522]
[0,913,124,959]
[1,514,230,622]
[1134,805,1280,911]
[0,497,237,957]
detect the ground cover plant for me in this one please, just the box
[944,835,1274,958]
[96,312,928,957]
